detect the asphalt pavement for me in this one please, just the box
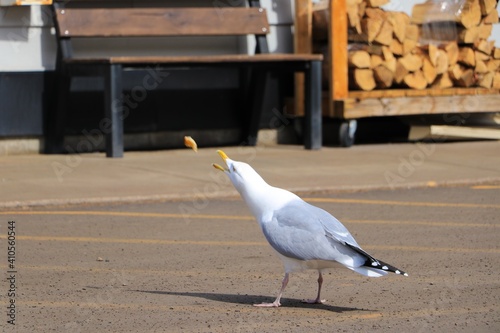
[0,141,499,332]
[1,185,499,332]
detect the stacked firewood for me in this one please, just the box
[313,0,500,91]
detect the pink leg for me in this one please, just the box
[302,272,326,304]
[254,273,289,307]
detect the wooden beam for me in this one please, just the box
[349,87,500,99]
[329,0,349,117]
[409,125,500,140]
[55,8,270,37]
[343,93,500,119]
[294,0,313,117]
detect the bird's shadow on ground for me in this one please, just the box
[134,290,372,313]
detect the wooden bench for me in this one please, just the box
[46,1,323,157]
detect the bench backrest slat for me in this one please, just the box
[55,7,270,38]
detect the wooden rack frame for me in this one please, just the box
[295,0,500,121]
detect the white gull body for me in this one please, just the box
[213,150,407,307]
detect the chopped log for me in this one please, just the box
[382,57,397,73]
[382,46,395,61]
[403,39,418,55]
[364,7,388,19]
[427,44,439,66]
[431,72,454,89]
[477,24,493,39]
[435,49,449,74]
[458,0,483,28]
[457,25,480,44]
[346,0,363,34]
[381,46,397,72]
[479,0,497,15]
[360,16,384,43]
[365,0,390,7]
[374,19,393,46]
[399,53,423,72]
[394,59,410,84]
[373,65,394,88]
[388,12,411,43]
[371,54,384,68]
[493,48,500,59]
[449,64,467,81]
[475,59,489,73]
[348,28,369,43]
[492,72,500,89]
[486,59,500,71]
[358,0,367,18]
[444,41,459,66]
[422,56,437,84]
[390,38,403,56]
[348,50,372,68]
[405,24,420,42]
[482,8,499,24]
[475,50,490,62]
[478,71,494,88]
[351,68,376,91]
[458,47,476,67]
[404,70,428,89]
[474,39,495,55]
[418,45,449,76]
[452,67,475,87]
[351,43,385,55]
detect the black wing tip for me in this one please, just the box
[367,258,408,277]
[345,243,408,277]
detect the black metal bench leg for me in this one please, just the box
[304,60,322,150]
[45,71,70,154]
[245,69,268,146]
[104,64,124,158]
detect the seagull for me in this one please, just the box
[213,150,407,308]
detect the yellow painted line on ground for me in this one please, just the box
[0,234,263,247]
[304,198,500,209]
[345,219,498,228]
[0,210,253,221]
[0,234,498,253]
[0,211,496,228]
[0,264,284,280]
[471,185,500,190]
[366,244,500,254]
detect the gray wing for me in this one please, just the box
[260,200,362,262]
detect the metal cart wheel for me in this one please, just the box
[339,119,357,147]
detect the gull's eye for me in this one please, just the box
[232,165,237,172]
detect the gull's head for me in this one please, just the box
[213,150,299,220]
[213,150,266,194]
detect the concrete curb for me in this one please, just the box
[2,176,499,210]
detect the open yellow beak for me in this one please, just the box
[212,150,229,172]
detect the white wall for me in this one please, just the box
[248,0,295,54]
[0,5,55,71]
